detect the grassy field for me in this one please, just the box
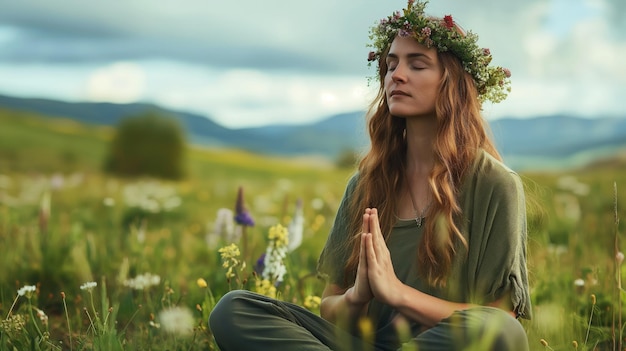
[0,109,625,350]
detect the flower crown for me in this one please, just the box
[367,0,511,103]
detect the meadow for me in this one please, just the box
[0,109,625,350]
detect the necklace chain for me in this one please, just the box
[405,175,431,228]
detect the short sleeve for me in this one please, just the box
[316,173,359,286]
[465,161,532,320]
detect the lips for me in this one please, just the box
[390,90,410,97]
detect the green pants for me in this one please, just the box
[209,290,529,351]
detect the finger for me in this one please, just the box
[364,232,377,264]
[369,208,384,251]
[362,212,370,235]
[359,233,368,269]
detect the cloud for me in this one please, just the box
[86,62,146,103]
[0,0,624,127]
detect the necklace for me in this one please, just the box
[405,177,432,228]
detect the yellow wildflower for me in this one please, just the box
[255,279,277,299]
[303,295,321,310]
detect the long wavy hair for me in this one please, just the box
[342,38,502,288]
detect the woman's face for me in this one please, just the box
[384,36,442,119]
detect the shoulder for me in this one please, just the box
[463,149,524,197]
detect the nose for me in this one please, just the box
[391,63,407,83]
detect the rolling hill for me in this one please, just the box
[1,93,625,171]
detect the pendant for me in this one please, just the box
[415,216,423,228]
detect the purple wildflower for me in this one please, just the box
[399,29,411,37]
[234,187,254,226]
[255,253,266,275]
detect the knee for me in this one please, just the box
[485,310,529,351]
[208,290,249,337]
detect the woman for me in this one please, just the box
[209,1,531,350]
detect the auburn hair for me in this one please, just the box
[342,39,502,288]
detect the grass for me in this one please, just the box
[0,108,625,350]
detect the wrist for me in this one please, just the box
[344,287,367,307]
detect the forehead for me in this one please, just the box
[387,36,437,60]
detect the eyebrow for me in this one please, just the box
[386,53,432,61]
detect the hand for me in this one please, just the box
[345,210,374,306]
[364,208,404,306]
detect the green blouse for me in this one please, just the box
[317,150,532,345]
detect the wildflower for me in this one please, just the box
[123,181,181,213]
[572,340,578,349]
[482,48,491,56]
[540,339,549,347]
[590,294,596,305]
[158,306,194,336]
[0,314,26,335]
[617,251,624,264]
[254,279,277,299]
[255,253,266,275]
[262,224,289,283]
[206,208,236,248]
[502,67,511,78]
[234,187,254,226]
[196,278,208,288]
[420,27,431,37]
[218,243,244,279]
[17,285,36,297]
[574,279,585,287]
[124,273,161,290]
[443,15,454,29]
[80,281,97,291]
[303,295,321,310]
[35,308,49,326]
[367,51,376,62]
[287,198,304,252]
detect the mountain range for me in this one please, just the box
[1,93,625,171]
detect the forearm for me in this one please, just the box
[392,284,515,328]
[393,284,471,328]
[320,287,369,329]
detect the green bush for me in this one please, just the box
[104,112,186,179]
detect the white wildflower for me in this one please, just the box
[574,279,585,287]
[123,181,181,213]
[310,198,324,210]
[80,281,97,291]
[103,197,115,207]
[287,199,304,252]
[617,252,625,265]
[35,308,48,325]
[158,306,194,336]
[124,273,161,290]
[206,208,236,248]
[17,285,36,297]
[262,224,289,283]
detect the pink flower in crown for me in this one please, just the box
[443,15,454,29]
[503,68,511,78]
[368,51,377,62]
[421,27,432,38]
[483,48,491,56]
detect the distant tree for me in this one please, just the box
[335,148,359,169]
[104,111,186,179]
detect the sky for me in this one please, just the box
[0,0,624,129]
